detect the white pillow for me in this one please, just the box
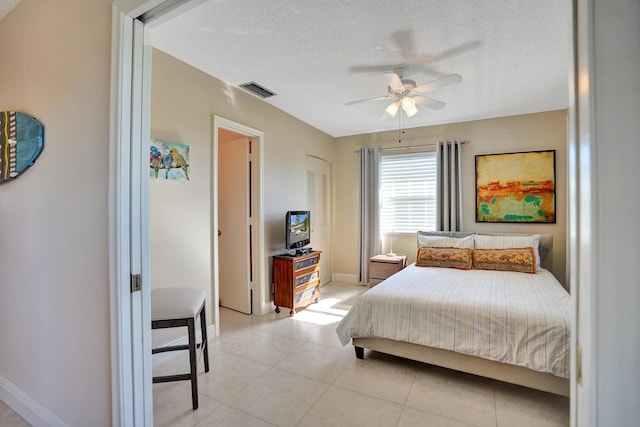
[474,234,542,270]
[417,234,475,249]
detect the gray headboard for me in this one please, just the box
[538,234,553,272]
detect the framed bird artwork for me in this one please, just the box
[150,139,190,181]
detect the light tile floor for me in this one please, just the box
[153,281,570,427]
[0,281,569,426]
[0,400,30,427]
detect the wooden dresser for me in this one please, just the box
[273,251,321,316]
[369,254,407,288]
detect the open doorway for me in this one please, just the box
[217,127,254,314]
[212,117,266,328]
[111,1,601,425]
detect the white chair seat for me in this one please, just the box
[151,287,206,321]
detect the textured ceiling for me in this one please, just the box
[151,0,572,137]
[0,0,21,21]
[2,1,573,138]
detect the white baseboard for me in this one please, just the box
[152,324,217,368]
[0,374,70,427]
[332,273,360,283]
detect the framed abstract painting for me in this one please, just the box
[475,150,556,223]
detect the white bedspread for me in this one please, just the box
[336,264,570,379]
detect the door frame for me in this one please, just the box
[571,0,594,425]
[213,116,267,322]
[110,7,152,426]
[111,1,621,425]
[111,1,205,425]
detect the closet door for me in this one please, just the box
[306,155,331,285]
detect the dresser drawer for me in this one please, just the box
[295,255,319,271]
[369,254,407,288]
[295,269,320,288]
[370,261,403,279]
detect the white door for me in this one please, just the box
[306,155,331,285]
[218,137,251,313]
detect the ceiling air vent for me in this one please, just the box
[239,82,276,99]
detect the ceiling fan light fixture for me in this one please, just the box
[405,105,419,117]
[385,101,400,117]
[399,96,419,117]
[346,71,461,122]
[401,96,415,111]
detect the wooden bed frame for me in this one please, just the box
[351,234,570,397]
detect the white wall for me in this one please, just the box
[149,49,336,322]
[0,0,113,425]
[586,0,640,424]
[334,110,568,287]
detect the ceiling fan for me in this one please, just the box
[345,67,462,119]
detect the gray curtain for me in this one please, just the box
[436,140,464,231]
[358,147,381,283]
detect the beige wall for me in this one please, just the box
[149,49,336,322]
[0,0,113,425]
[334,110,568,287]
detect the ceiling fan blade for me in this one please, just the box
[385,72,404,91]
[349,64,401,74]
[384,35,481,68]
[425,40,482,64]
[413,74,462,94]
[390,30,416,63]
[345,95,393,106]
[351,39,480,76]
[413,96,446,110]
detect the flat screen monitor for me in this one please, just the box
[286,210,310,250]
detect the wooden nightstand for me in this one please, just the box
[369,254,407,288]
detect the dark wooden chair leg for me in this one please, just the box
[199,304,210,372]
[151,294,209,411]
[187,318,199,410]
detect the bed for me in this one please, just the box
[336,233,570,396]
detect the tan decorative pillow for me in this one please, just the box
[472,247,537,274]
[475,234,541,269]
[416,246,473,270]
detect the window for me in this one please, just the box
[379,151,437,234]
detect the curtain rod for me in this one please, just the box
[354,140,470,154]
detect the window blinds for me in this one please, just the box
[379,151,437,234]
